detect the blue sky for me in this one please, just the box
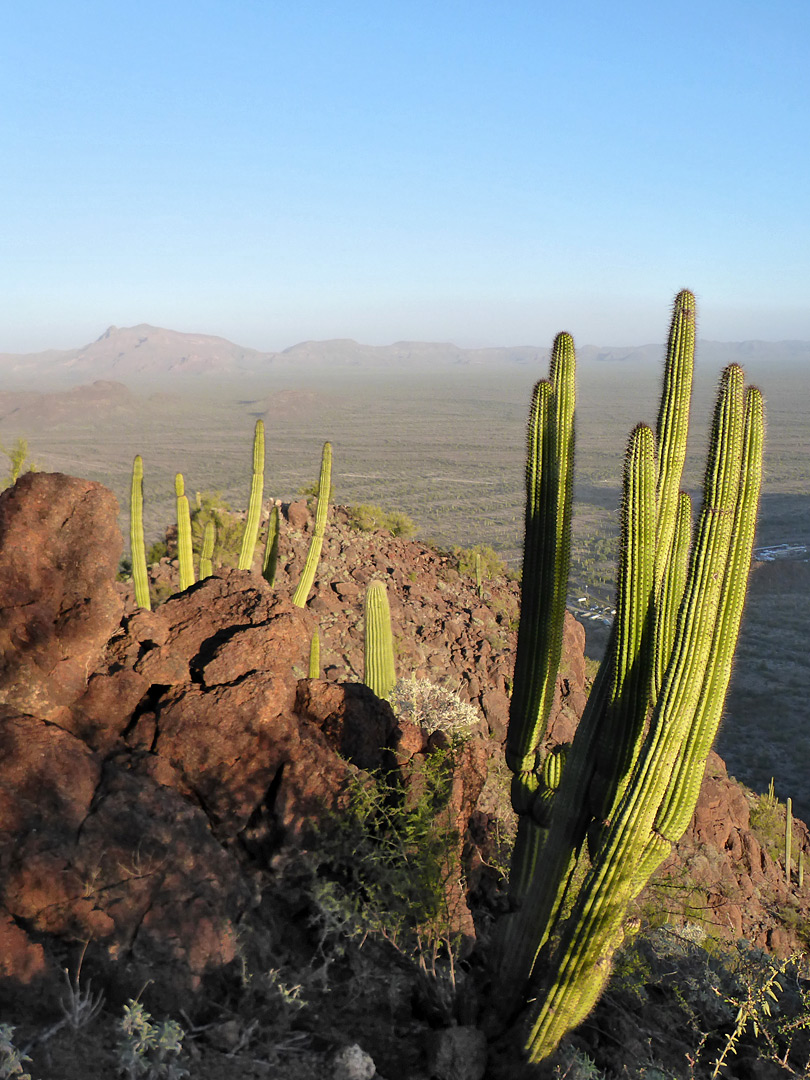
[2,1,809,352]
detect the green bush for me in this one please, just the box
[306,754,462,959]
[189,490,245,569]
[453,543,506,581]
[347,503,417,538]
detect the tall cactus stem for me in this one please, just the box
[175,473,195,592]
[200,520,215,579]
[238,420,265,570]
[262,504,280,586]
[786,796,793,885]
[292,442,332,607]
[364,580,396,701]
[309,627,321,680]
[130,455,151,610]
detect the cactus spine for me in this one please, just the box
[292,442,332,607]
[493,292,764,1064]
[364,580,396,701]
[200,520,215,579]
[262,504,280,586]
[130,455,151,610]
[238,419,265,571]
[175,473,195,592]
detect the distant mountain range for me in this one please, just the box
[1,323,808,383]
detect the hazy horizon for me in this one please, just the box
[3,3,810,354]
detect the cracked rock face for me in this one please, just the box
[0,472,124,723]
[0,474,485,1015]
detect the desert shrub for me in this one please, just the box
[116,1000,187,1080]
[749,789,786,864]
[347,503,417,538]
[146,539,169,564]
[0,437,38,490]
[0,1025,31,1080]
[189,490,245,569]
[389,677,480,742]
[453,543,506,581]
[306,754,463,960]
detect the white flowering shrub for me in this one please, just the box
[390,677,481,742]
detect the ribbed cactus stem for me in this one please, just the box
[292,442,332,607]
[364,580,396,701]
[491,294,765,1066]
[309,627,321,679]
[786,797,793,885]
[130,455,151,610]
[175,473,195,592]
[238,419,265,571]
[262,504,280,586]
[200,520,215,579]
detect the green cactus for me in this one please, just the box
[492,291,764,1064]
[292,442,332,607]
[262,504,280,586]
[130,455,151,610]
[175,473,195,592]
[506,332,575,899]
[309,627,321,679]
[238,419,265,571]
[199,520,215,579]
[363,580,396,701]
[786,796,793,885]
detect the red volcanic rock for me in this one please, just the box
[0,472,123,722]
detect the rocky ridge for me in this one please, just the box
[0,472,808,1079]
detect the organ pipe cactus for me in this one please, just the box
[175,473,195,592]
[130,455,151,610]
[506,332,575,900]
[262,504,280,586]
[786,797,793,885]
[364,580,396,701]
[292,442,332,607]
[494,291,765,1064]
[309,627,321,679]
[238,419,265,570]
[200,520,215,579]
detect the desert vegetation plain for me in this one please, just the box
[0,349,807,826]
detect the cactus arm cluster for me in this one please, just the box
[517,363,762,1062]
[493,293,764,1064]
[292,442,332,607]
[175,473,195,592]
[199,520,215,579]
[262,504,280,586]
[130,455,151,610]
[363,580,396,701]
[238,419,265,571]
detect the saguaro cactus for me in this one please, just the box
[130,455,151,610]
[364,580,396,701]
[493,291,764,1064]
[175,473,195,592]
[238,419,265,570]
[292,442,332,607]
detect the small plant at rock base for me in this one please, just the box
[0,1026,31,1080]
[116,1000,188,1080]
